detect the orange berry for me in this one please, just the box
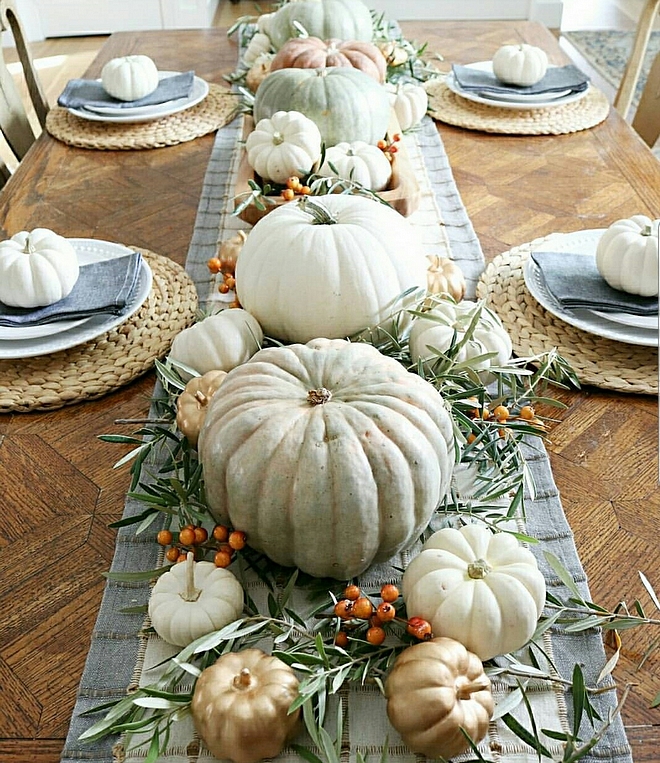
[213,525,229,542]
[352,597,374,620]
[218,283,230,294]
[165,546,180,562]
[228,530,247,550]
[392,133,401,142]
[286,176,301,190]
[466,432,477,444]
[376,602,396,622]
[217,543,234,557]
[207,257,222,274]
[193,527,208,544]
[519,405,535,420]
[300,186,311,195]
[377,139,387,150]
[388,145,398,154]
[366,626,386,646]
[343,584,361,601]
[157,529,173,546]
[229,299,242,309]
[493,405,509,422]
[334,599,354,619]
[380,584,399,603]
[498,428,507,438]
[179,527,196,546]
[281,188,295,201]
[334,631,349,648]
[369,614,383,628]
[176,553,188,563]
[225,276,236,290]
[407,617,433,640]
[214,550,232,568]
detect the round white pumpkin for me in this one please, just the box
[595,215,659,296]
[386,82,428,131]
[402,524,546,660]
[409,300,512,379]
[246,110,322,184]
[169,309,264,376]
[198,338,456,579]
[235,195,429,343]
[0,228,79,308]
[101,55,159,101]
[492,43,548,87]
[148,554,244,647]
[318,141,392,191]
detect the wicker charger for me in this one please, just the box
[476,239,658,395]
[425,79,610,135]
[46,84,239,150]
[0,249,198,413]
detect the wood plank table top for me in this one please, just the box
[0,21,658,763]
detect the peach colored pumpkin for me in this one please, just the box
[271,36,386,82]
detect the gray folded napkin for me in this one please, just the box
[452,64,589,96]
[0,251,143,327]
[57,71,195,110]
[530,250,658,316]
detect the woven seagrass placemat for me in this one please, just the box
[0,249,198,413]
[476,240,658,394]
[425,79,611,135]
[46,84,239,150]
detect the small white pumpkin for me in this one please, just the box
[148,553,244,647]
[402,524,546,660]
[409,299,512,379]
[246,52,274,93]
[386,82,428,131]
[318,140,392,191]
[101,55,159,101]
[595,215,659,296]
[246,110,322,185]
[0,228,79,308]
[256,11,276,37]
[243,32,272,67]
[492,43,548,87]
[169,308,264,376]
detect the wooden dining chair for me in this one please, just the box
[0,0,49,185]
[630,49,660,148]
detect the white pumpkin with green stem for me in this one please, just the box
[402,524,546,661]
[101,55,159,101]
[148,552,244,647]
[492,43,548,87]
[245,110,322,184]
[235,195,428,343]
[386,82,428,131]
[198,338,455,579]
[266,0,373,50]
[595,215,659,296]
[0,228,79,308]
[318,140,392,190]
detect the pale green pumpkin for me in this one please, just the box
[266,0,373,50]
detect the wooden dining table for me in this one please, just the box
[0,19,658,763]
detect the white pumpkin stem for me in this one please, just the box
[307,387,332,405]
[642,224,653,236]
[456,677,491,700]
[181,551,201,602]
[233,667,253,690]
[22,235,36,254]
[272,131,285,146]
[467,559,491,579]
[237,230,247,243]
[298,197,338,225]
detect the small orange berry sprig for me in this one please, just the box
[157,522,247,568]
[377,132,401,162]
[281,175,312,201]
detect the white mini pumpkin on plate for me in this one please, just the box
[101,54,159,101]
[318,140,392,191]
[595,215,659,297]
[492,43,548,87]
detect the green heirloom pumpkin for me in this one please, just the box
[253,67,390,147]
[267,0,374,51]
[198,338,455,579]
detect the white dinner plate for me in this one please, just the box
[446,62,589,110]
[0,315,89,341]
[589,309,658,330]
[524,229,658,347]
[67,72,209,124]
[0,239,153,359]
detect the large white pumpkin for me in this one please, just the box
[198,338,456,579]
[595,215,659,297]
[235,195,428,343]
[402,524,546,660]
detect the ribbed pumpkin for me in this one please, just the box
[266,0,373,51]
[271,37,386,82]
[198,338,455,579]
[253,67,390,147]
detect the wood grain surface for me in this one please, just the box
[0,21,658,762]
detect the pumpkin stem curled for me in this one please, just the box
[467,559,491,579]
[233,667,253,690]
[181,552,201,602]
[298,197,338,225]
[307,387,332,405]
[456,677,491,700]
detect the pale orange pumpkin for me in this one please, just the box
[175,371,227,447]
[270,37,386,83]
[426,254,466,302]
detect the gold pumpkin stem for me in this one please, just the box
[233,667,253,690]
[181,551,201,602]
[307,387,332,405]
[467,559,491,579]
[194,390,209,406]
[456,677,491,700]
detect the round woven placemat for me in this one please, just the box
[46,84,239,150]
[476,239,658,395]
[0,249,198,413]
[425,79,610,135]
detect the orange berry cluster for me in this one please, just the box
[157,524,247,568]
[332,582,432,647]
[281,176,311,201]
[377,133,401,162]
[206,257,241,308]
[466,402,547,442]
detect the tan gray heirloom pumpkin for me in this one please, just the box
[198,338,455,579]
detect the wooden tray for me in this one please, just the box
[234,113,421,226]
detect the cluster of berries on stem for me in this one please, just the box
[377,133,401,162]
[157,524,247,568]
[466,401,547,443]
[206,254,241,308]
[281,175,311,201]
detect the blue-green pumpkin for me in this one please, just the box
[266,0,373,50]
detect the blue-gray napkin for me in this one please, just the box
[0,251,143,326]
[452,64,589,96]
[57,71,195,110]
[531,250,658,316]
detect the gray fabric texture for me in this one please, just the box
[58,71,194,109]
[452,63,589,95]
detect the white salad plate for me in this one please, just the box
[0,239,152,359]
[0,316,88,341]
[524,229,658,347]
[446,61,589,110]
[67,72,209,123]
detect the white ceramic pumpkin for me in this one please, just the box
[169,309,264,376]
[235,195,428,343]
[386,82,428,131]
[148,553,244,647]
[245,110,322,184]
[198,338,456,579]
[243,32,272,67]
[492,43,548,87]
[408,299,512,379]
[402,524,546,660]
[595,215,659,296]
[0,228,79,308]
[101,55,159,101]
[318,141,392,191]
